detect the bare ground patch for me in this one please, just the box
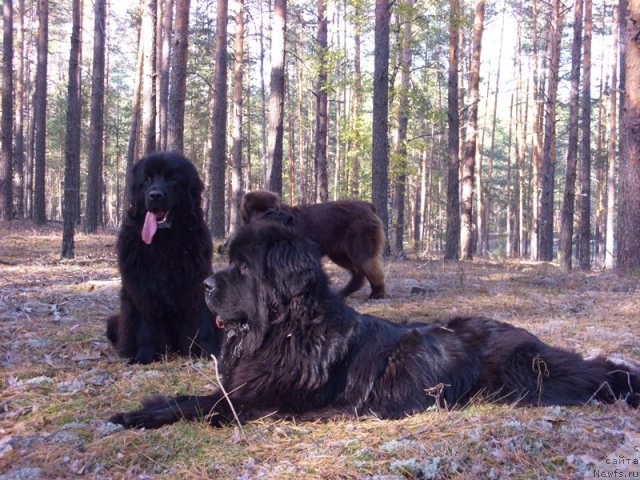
[1,220,638,479]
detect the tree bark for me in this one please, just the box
[14,0,25,217]
[208,0,228,238]
[539,0,563,261]
[32,0,48,224]
[1,0,14,220]
[166,0,190,153]
[605,5,619,269]
[266,0,286,196]
[578,0,593,270]
[392,0,414,254]
[460,0,485,260]
[124,16,145,210]
[229,0,244,235]
[618,0,640,270]
[445,0,460,260]
[85,0,107,233]
[559,0,583,270]
[158,0,173,151]
[314,0,328,203]
[530,0,544,259]
[141,0,157,155]
[61,0,82,258]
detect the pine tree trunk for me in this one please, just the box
[124,18,145,210]
[208,0,228,238]
[85,0,106,233]
[157,0,172,150]
[14,0,25,217]
[618,0,640,270]
[460,0,485,260]
[392,0,414,254]
[265,0,286,196]
[559,0,583,270]
[371,0,390,249]
[445,0,460,260]
[530,0,544,259]
[1,0,14,220]
[539,0,563,261]
[348,2,362,198]
[605,5,619,270]
[61,0,82,258]
[141,0,157,155]
[314,0,328,203]
[32,0,48,224]
[578,0,593,270]
[229,0,244,235]
[166,0,189,153]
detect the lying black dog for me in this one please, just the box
[106,152,222,364]
[109,222,639,428]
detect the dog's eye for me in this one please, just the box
[239,263,249,274]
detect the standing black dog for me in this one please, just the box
[109,222,639,428]
[106,152,222,364]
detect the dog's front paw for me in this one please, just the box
[108,410,165,429]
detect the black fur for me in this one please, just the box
[106,152,222,364]
[109,222,639,427]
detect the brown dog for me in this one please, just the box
[240,191,386,298]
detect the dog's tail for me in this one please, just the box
[106,315,119,346]
[500,342,640,408]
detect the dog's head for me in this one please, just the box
[240,191,282,224]
[204,222,325,360]
[128,152,205,243]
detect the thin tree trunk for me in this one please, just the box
[616,0,628,266]
[61,0,82,258]
[392,0,414,254]
[314,0,328,203]
[32,0,48,224]
[530,0,544,259]
[158,0,173,150]
[141,0,157,155]
[578,0,593,270]
[559,0,583,270]
[229,0,244,234]
[266,0,286,196]
[1,0,14,220]
[348,1,362,198]
[445,0,460,260]
[208,0,228,238]
[85,0,107,233]
[460,0,485,260]
[539,0,563,261]
[371,0,391,249]
[14,0,25,217]
[166,0,190,153]
[259,0,267,187]
[618,0,640,270]
[605,5,619,270]
[124,15,144,209]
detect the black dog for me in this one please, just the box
[109,222,639,428]
[106,152,222,364]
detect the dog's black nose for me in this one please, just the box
[203,275,216,292]
[148,190,164,202]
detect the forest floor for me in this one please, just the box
[1,219,639,479]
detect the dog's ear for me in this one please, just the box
[265,237,321,299]
[127,160,147,218]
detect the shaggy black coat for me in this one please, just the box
[106,152,222,364]
[109,223,639,428]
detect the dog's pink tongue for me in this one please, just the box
[141,211,158,245]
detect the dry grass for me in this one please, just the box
[1,219,639,479]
